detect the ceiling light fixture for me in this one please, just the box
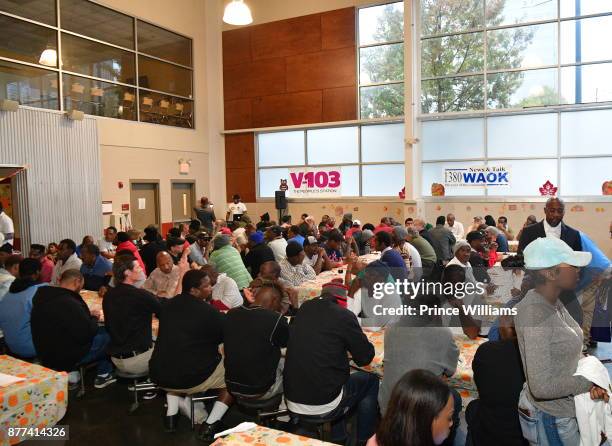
[223,0,253,26]
[39,46,57,67]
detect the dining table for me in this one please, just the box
[212,424,335,446]
[0,355,68,445]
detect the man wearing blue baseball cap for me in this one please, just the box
[514,237,604,446]
[244,231,275,279]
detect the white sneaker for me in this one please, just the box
[68,371,81,384]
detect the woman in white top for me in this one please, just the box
[446,241,479,286]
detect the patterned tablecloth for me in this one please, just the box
[212,425,335,446]
[357,330,486,406]
[296,253,380,306]
[80,290,159,337]
[0,355,68,445]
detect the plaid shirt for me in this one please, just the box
[279,258,316,287]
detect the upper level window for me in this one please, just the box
[358,2,405,119]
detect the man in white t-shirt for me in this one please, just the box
[98,226,117,259]
[0,203,14,247]
[226,194,247,222]
[446,213,465,240]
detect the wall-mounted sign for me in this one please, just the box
[287,167,342,198]
[444,165,511,188]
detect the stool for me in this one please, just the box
[235,393,287,427]
[288,411,338,442]
[114,369,157,413]
[189,390,220,430]
[77,362,99,399]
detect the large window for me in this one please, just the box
[419,0,612,197]
[358,2,405,119]
[257,123,405,198]
[0,0,193,128]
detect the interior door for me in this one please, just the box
[130,182,159,231]
[171,182,194,224]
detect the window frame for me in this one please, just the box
[255,121,406,200]
[0,0,194,128]
[357,0,406,120]
[415,0,612,199]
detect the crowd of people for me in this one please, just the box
[0,195,610,445]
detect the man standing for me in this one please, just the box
[226,194,247,222]
[446,213,465,240]
[0,203,14,248]
[518,197,581,253]
[194,197,216,234]
[51,239,83,286]
[29,244,54,283]
[429,216,457,262]
[98,226,117,260]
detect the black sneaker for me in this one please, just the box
[94,373,117,389]
[164,414,179,433]
[198,421,224,442]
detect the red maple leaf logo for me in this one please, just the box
[398,187,405,199]
[539,180,558,196]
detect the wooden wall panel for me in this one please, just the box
[222,27,252,67]
[225,133,256,202]
[250,14,321,61]
[321,8,356,50]
[323,86,357,122]
[252,91,323,127]
[286,47,356,92]
[223,58,286,101]
[224,99,252,130]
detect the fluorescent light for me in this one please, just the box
[39,48,57,67]
[223,0,253,26]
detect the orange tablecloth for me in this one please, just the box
[358,330,486,406]
[0,355,68,445]
[80,290,159,337]
[212,425,335,446]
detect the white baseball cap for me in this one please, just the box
[524,237,592,269]
[352,220,361,226]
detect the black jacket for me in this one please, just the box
[284,297,374,405]
[224,305,289,395]
[467,340,527,446]
[244,243,276,278]
[31,286,98,372]
[517,220,582,253]
[139,240,167,276]
[469,251,490,283]
[420,229,445,264]
[103,283,161,356]
[149,293,225,389]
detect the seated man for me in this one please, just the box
[244,231,275,278]
[440,265,482,339]
[466,230,491,283]
[303,236,332,274]
[144,251,182,298]
[31,269,115,389]
[224,283,288,399]
[164,237,186,265]
[103,253,163,375]
[375,231,408,281]
[139,226,167,276]
[358,260,402,329]
[51,239,82,285]
[115,232,146,270]
[29,244,54,283]
[266,225,288,262]
[322,229,345,264]
[202,265,243,311]
[189,232,210,268]
[279,242,316,287]
[250,260,298,314]
[80,244,112,291]
[0,254,20,300]
[0,259,47,358]
[466,316,527,446]
[284,288,378,445]
[209,234,252,290]
[98,226,117,260]
[287,225,305,246]
[149,270,233,439]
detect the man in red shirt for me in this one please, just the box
[29,244,54,283]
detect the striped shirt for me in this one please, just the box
[209,245,252,290]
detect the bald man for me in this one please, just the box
[517,197,582,253]
[143,251,181,298]
[446,213,465,240]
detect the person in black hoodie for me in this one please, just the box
[224,283,288,399]
[465,315,527,446]
[284,293,378,444]
[31,269,116,389]
[149,269,233,438]
[139,225,167,276]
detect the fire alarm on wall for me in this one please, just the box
[121,203,129,211]
[118,181,124,189]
